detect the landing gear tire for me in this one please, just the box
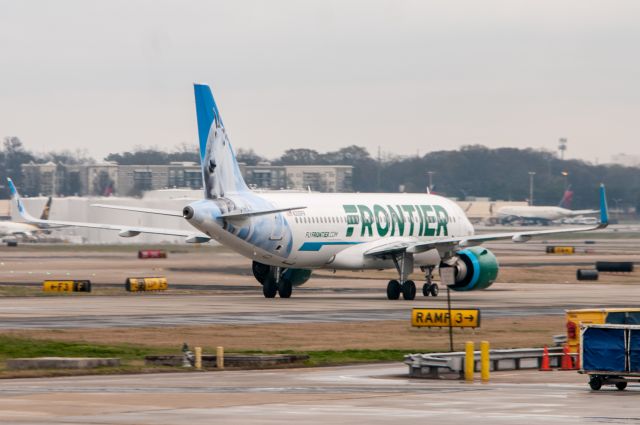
[263,277,278,298]
[402,280,416,300]
[429,283,439,297]
[252,261,270,285]
[589,376,603,391]
[422,283,431,297]
[387,280,401,300]
[616,381,627,391]
[278,279,293,298]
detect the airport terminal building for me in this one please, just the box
[20,162,354,196]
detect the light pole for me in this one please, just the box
[528,172,536,206]
[427,171,434,193]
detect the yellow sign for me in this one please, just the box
[43,280,74,292]
[126,277,168,292]
[42,280,91,293]
[411,308,481,328]
[546,246,575,255]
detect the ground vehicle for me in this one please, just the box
[566,308,640,353]
[580,324,640,391]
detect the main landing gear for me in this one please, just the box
[262,267,293,299]
[386,279,416,300]
[253,262,293,299]
[386,254,438,300]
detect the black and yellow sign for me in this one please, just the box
[545,246,575,255]
[125,277,168,292]
[411,308,480,328]
[43,280,91,293]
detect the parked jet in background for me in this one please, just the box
[0,197,53,239]
[497,186,599,225]
[7,84,610,300]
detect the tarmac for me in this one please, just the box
[0,240,638,423]
[0,282,636,328]
[0,363,636,424]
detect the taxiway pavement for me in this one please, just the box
[0,363,635,424]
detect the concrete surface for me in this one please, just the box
[0,363,636,424]
[0,240,638,328]
[0,282,637,328]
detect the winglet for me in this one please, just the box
[599,183,609,226]
[7,178,38,222]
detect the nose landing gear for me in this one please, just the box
[422,266,439,297]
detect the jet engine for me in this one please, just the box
[441,246,499,291]
[252,261,312,287]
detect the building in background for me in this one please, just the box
[21,162,203,197]
[241,163,353,192]
[21,162,354,196]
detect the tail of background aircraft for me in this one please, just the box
[39,196,52,220]
[558,185,574,209]
[193,84,249,200]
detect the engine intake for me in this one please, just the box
[442,246,499,291]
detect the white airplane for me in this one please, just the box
[497,205,599,224]
[0,197,53,239]
[497,187,599,225]
[7,84,610,300]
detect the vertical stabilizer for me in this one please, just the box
[558,185,574,209]
[40,197,52,220]
[193,84,249,199]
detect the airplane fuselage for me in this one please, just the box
[497,205,592,221]
[186,192,474,270]
[0,221,39,238]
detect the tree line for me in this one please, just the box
[2,136,639,211]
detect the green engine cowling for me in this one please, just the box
[252,261,312,287]
[445,246,499,291]
[281,268,313,286]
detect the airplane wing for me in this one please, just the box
[7,178,211,243]
[365,184,608,259]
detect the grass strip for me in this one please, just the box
[0,335,157,360]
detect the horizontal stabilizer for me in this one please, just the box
[91,204,183,217]
[221,206,306,219]
[7,178,210,243]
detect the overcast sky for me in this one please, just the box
[1,0,639,162]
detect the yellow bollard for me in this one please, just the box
[216,346,224,369]
[194,346,202,370]
[480,341,490,382]
[465,341,475,382]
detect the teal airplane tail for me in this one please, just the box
[193,84,249,199]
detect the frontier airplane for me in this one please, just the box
[8,84,610,300]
